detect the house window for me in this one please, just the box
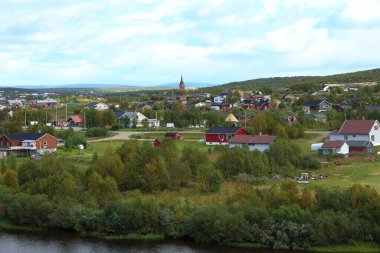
[353,134,356,137]
[375,126,379,130]
[344,135,348,140]
[227,134,232,140]
[323,150,330,155]
[43,141,48,146]
[371,135,375,141]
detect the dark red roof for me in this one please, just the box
[206,127,244,134]
[321,140,346,149]
[338,120,376,134]
[228,135,254,144]
[250,135,276,144]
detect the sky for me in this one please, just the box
[0,0,380,86]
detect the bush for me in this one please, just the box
[65,133,87,150]
[302,155,321,170]
[110,125,120,131]
[85,127,108,137]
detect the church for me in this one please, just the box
[179,75,185,90]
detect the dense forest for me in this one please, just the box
[0,138,379,250]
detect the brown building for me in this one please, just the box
[164,132,183,141]
[0,133,58,158]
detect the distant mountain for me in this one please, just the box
[13,83,141,89]
[216,68,380,90]
[151,82,216,88]
[8,82,215,89]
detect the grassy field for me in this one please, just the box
[130,132,205,141]
[312,158,380,191]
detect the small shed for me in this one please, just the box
[164,132,183,141]
[153,139,161,147]
[319,141,349,155]
[225,113,238,123]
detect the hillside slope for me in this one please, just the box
[216,68,380,91]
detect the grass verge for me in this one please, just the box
[309,244,380,253]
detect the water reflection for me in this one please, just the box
[0,230,284,253]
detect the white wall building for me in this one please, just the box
[329,120,380,146]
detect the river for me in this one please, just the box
[0,230,289,253]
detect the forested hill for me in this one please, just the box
[213,68,380,91]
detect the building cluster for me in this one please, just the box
[318,120,379,155]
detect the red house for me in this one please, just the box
[153,139,161,147]
[67,115,84,127]
[0,132,58,158]
[205,127,249,145]
[164,132,183,141]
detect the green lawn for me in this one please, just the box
[312,159,380,191]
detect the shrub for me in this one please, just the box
[85,127,108,137]
[110,125,120,131]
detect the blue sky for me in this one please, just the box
[0,0,380,86]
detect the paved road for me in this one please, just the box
[88,130,204,143]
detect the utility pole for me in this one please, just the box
[65,103,68,120]
[156,110,158,132]
[83,110,86,129]
[244,110,247,128]
[55,107,58,127]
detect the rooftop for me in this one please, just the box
[206,127,244,134]
[338,120,377,134]
[321,140,346,149]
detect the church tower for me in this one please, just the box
[179,75,185,90]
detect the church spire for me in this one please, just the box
[179,75,185,89]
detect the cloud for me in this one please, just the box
[340,0,380,24]
[0,0,379,85]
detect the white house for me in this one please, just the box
[329,120,380,146]
[85,102,109,111]
[116,111,148,128]
[213,96,225,103]
[321,85,332,92]
[148,119,160,128]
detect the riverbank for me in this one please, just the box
[0,218,165,241]
[1,218,379,252]
[0,218,45,232]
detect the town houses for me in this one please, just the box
[318,120,379,155]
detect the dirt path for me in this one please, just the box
[87,130,203,143]
[305,130,330,143]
